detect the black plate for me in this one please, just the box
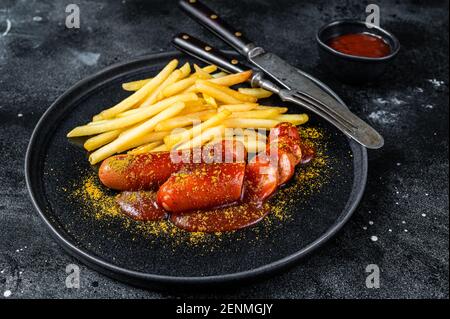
[25,51,367,288]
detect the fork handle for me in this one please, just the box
[179,0,255,56]
[172,33,247,74]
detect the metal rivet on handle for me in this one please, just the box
[182,34,189,40]
[210,14,218,19]
[205,46,212,51]
[235,32,242,37]
[231,59,238,65]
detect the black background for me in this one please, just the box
[0,0,448,298]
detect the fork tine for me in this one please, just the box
[292,91,357,129]
[288,94,355,132]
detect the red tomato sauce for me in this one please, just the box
[328,33,391,58]
[112,127,315,233]
[116,190,269,232]
[170,202,270,233]
[116,191,167,221]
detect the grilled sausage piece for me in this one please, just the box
[170,202,270,233]
[244,155,279,203]
[267,143,298,186]
[157,163,246,214]
[99,152,183,191]
[268,122,303,165]
[299,143,315,164]
[99,141,246,191]
[269,122,300,142]
[116,191,167,221]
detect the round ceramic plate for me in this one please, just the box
[25,51,367,288]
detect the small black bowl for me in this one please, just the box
[316,20,400,84]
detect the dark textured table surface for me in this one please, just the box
[0,0,448,299]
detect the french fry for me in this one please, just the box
[211,71,228,78]
[179,62,192,77]
[194,81,243,105]
[69,60,313,168]
[150,144,169,152]
[202,93,217,107]
[236,128,268,142]
[233,136,267,153]
[238,88,273,99]
[92,114,103,122]
[222,118,281,129]
[123,130,171,149]
[164,110,232,149]
[113,93,198,119]
[208,135,266,154]
[154,110,217,132]
[201,65,218,74]
[197,80,257,103]
[87,119,108,125]
[176,125,225,150]
[256,105,289,113]
[95,59,178,120]
[67,93,197,137]
[162,77,197,98]
[161,65,218,98]
[114,108,141,118]
[183,99,206,108]
[83,129,122,151]
[139,92,197,111]
[178,102,216,116]
[209,70,252,87]
[68,112,148,137]
[229,109,281,119]
[218,103,258,112]
[161,63,190,98]
[117,103,185,149]
[274,114,309,126]
[193,64,213,80]
[127,141,162,155]
[141,63,191,107]
[122,78,152,91]
[121,66,199,92]
[88,102,186,164]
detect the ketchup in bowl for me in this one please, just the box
[327,33,391,58]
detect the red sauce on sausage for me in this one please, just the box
[112,124,315,233]
[116,191,167,221]
[328,33,391,58]
[299,143,315,164]
[114,148,309,231]
[116,191,271,232]
[170,202,270,233]
[157,163,246,214]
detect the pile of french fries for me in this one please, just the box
[67,59,309,165]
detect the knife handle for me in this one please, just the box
[172,33,248,74]
[179,0,254,56]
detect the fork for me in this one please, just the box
[173,33,361,136]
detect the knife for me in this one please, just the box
[172,33,383,150]
[178,0,384,149]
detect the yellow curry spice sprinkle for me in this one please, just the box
[71,172,216,246]
[72,174,121,219]
[69,125,332,248]
[268,126,331,222]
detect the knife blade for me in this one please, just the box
[248,48,355,113]
[178,0,384,149]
